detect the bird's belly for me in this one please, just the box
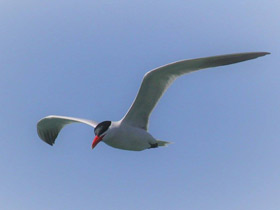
[103,127,155,151]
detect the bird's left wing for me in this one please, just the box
[37,115,98,145]
[121,52,270,130]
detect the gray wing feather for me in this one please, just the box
[37,115,98,145]
[121,52,270,130]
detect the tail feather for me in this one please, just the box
[156,140,172,147]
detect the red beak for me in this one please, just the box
[91,135,103,149]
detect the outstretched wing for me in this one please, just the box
[37,115,98,145]
[121,52,270,130]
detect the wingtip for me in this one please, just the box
[261,52,271,56]
[45,142,54,146]
[241,51,271,60]
[239,52,270,57]
[246,52,270,57]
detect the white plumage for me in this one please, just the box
[37,52,269,151]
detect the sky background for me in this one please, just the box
[0,0,279,210]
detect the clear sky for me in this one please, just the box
[0,0,279,209]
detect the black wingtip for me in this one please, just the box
[242,52,270,57]
[246,52,270,57]
[260,52,270,56]
[46,141,54,146]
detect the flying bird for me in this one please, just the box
[37,52,269,151]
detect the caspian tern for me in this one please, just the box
[37,52,269,151]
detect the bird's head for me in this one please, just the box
[92,121,111,149]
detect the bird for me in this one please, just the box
[37,52,269,151]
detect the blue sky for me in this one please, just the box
[0,0,279,209]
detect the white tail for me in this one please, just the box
[156,140,172,147]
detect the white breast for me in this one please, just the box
[102,121,156,151]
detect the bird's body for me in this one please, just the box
[37,52,269,151]
[101,121,157,151]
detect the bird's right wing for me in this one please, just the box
[121,52,270,130]
[37,115,98,146]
